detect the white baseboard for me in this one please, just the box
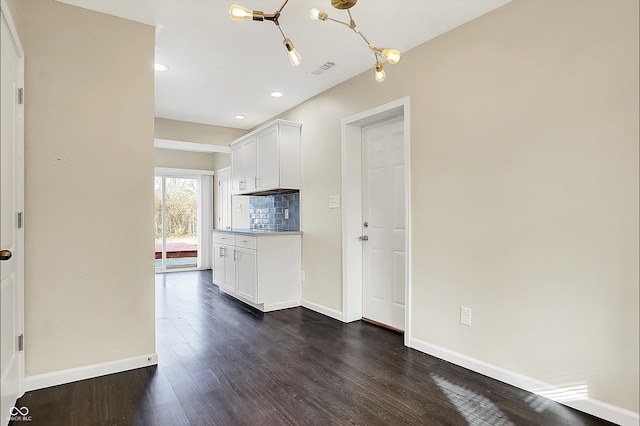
[301,299,343,322]
[410,337,639,426]
[264,300,301,312]
[24,353,158,392]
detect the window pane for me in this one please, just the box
[164,177,198,269]
[154,176,163,269]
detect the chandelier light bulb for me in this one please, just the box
[283,38,302,66]
[374,62,386,82]
[310,8,328,21]
[229,4,253,20]
[381,49,401,65]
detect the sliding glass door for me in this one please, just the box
[155,175,199,270]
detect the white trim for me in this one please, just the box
[197,174,213,269]
[154,169,213,272]
[301,300,344,322]
[410,337,639,426]
[217,166,232,230]
[154,167,214,176]
[1,0,26,407]
[340,97,412,347]
[340,124,363,323]
[220,290,301,313]
[241,119,302,141]
[1,0,24,58]
[24,353,158,392]
[154,138,231,154]
[264,300,301,312]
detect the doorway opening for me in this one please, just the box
[155,176,198,269]
[341,97,412,347]
[155,168,213,272]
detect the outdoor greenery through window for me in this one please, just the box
[155,176,198,269]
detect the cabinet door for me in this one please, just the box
[235,247,257,303]
[213,243,226,286]
[243,137,257,193]
[211,242,217,283]
[214,243,235,294]
[256,125,279,191]
[224,247,236,294]
[231,143,244,194]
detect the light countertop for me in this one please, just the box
[212,228,303,236]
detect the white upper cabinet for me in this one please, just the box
[256,125,279,190]
[231,135,257,194]
[231,120,301,195]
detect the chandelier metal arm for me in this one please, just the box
[325,16,351,28]
[276,0,290,14]
[261,0,290,25]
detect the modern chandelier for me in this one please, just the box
[228,0,402,82]
[229,0,301,67]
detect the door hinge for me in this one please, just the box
[18,88,24,105]
[17,212,23,229]
[18,334,24,351]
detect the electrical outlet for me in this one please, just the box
[460,306,472,326]
[284,208,289,219]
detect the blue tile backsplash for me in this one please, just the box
[249,191,300,231]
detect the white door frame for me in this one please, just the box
[217,166,232,230]
[341,97,412,347]
[154,167,214,271]
[1,0,25,416]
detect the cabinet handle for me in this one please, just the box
[219,247,225,257]
[233,249,237,261]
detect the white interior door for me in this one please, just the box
[362,117,405,331]
[1,3,24,422]
[218,167,232,230]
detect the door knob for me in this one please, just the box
[358,235,369,241]
[0,250,12,261]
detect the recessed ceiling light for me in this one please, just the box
[270,91,284,98]
[234,115,246,120]
[154,63,169,71]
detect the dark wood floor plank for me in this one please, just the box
[12,270,614,426]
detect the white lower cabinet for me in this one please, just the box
[213,242,236,295]
[212,231,301,312]
[235,247,257,303]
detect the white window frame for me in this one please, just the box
[155,167,214,271]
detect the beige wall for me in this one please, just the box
[155,117,244,146]
[8,0,156,374]
[270,0,639,413]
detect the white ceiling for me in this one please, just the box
[57,0,510,130]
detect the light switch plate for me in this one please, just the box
[329,195,341,209]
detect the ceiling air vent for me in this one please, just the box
[310,62,337,76]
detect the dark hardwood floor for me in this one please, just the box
[13,270,613,425]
